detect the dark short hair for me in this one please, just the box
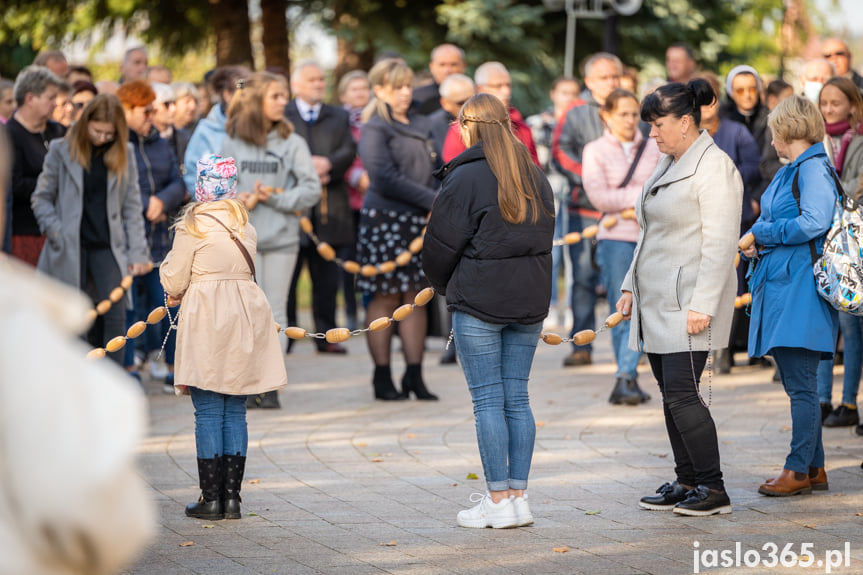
[640,78,714,125]
[667,42,696,61]
[765,79,792,99]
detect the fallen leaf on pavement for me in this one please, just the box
[803,524,816,528]
[466,473,479,480]
[179,541,194,547]
[585,510,601,515]
[356,442,368,447]
[536,421,546,427]
[247,512,257,516]
[202,525,215,529]
[856,512,863,516]
[379,540,398,546]
[553,546,570,553]
[451,483,458,487]
[780,425,792,432]
[371,457,384,462]
[248,479,260,484]
[405,433,416,438]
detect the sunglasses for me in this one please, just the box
[734,87,758,95]
[823,51,848,59]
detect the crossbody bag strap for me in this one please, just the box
[198,212,257,283]
[618,138,648,189]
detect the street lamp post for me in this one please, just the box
[544,0,643,77]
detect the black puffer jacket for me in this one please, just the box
[423,143,555,325]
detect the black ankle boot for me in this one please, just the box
[373,365,403,400]
[631,379,651,403]
[609,377,641,405]
[222,453,246,520]
[186,457,224,520]
[401,364,438,400]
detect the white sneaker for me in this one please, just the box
[511,494,534,526]
[457,493,518,529]
[149,359,170,380]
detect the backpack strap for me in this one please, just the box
[791,156,842,267]
[198,212,257,283]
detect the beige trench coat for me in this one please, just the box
[621,131,743,354]
[160,204,287,395]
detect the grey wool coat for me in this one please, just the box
[31,139,151,290]
[621,131,743,354]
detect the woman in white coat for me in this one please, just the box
[617,79,743,516]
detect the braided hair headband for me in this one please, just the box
[460,114,507,127]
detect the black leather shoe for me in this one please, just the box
[823,404,859,427]
[609,377,641,406]
[673,485,732,516]
[820,402,833,423]
[318,343,348,354]
[639,481,690,510]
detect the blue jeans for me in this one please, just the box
[190,388,248,459]
[567,212,599,350]
[596,240,641,379]
[818,313,861,406]
[124,268,177,367]
[453,311,542,492]
[550,199,568,304]
[771,347,825,473]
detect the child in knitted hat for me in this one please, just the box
[160,154,287,521]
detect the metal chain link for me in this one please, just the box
[688,325,712,408]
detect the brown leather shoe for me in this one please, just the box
[758,469,812,496]
[563,350,592,367]
[809,467,828,491]
[764,467,829,491]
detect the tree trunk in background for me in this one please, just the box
[211,0,253,67]
[330,4,375,95]
[261,0,290,73]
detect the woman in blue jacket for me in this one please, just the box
[743,95,839,497]
[424,93,554,529]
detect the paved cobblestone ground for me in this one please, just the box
[125,306,863,575]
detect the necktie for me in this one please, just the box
[307,109,317,124]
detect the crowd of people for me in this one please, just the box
[2,33,863,532]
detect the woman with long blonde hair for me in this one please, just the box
[31,94,151,363]
[221,71,321,408]
[423,93,555,528]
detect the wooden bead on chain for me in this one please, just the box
[414,287,435,306]
[325,328,351,343]
[392,304,414,321]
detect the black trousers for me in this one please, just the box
[287,243,340,349]
[80,247,124,366]
[647,351,724,491]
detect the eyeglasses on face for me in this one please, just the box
[823,51,848,59]
[734,87,758,95]
[137,106,155,117]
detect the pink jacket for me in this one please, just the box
[582,130,661,243]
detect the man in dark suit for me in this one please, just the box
[285,61,357,354]
[411,44,466,116]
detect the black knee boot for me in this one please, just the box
[373,365,403,400]
[222,453,246,520]
[186,457,224,519]
[401,364,438,400]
